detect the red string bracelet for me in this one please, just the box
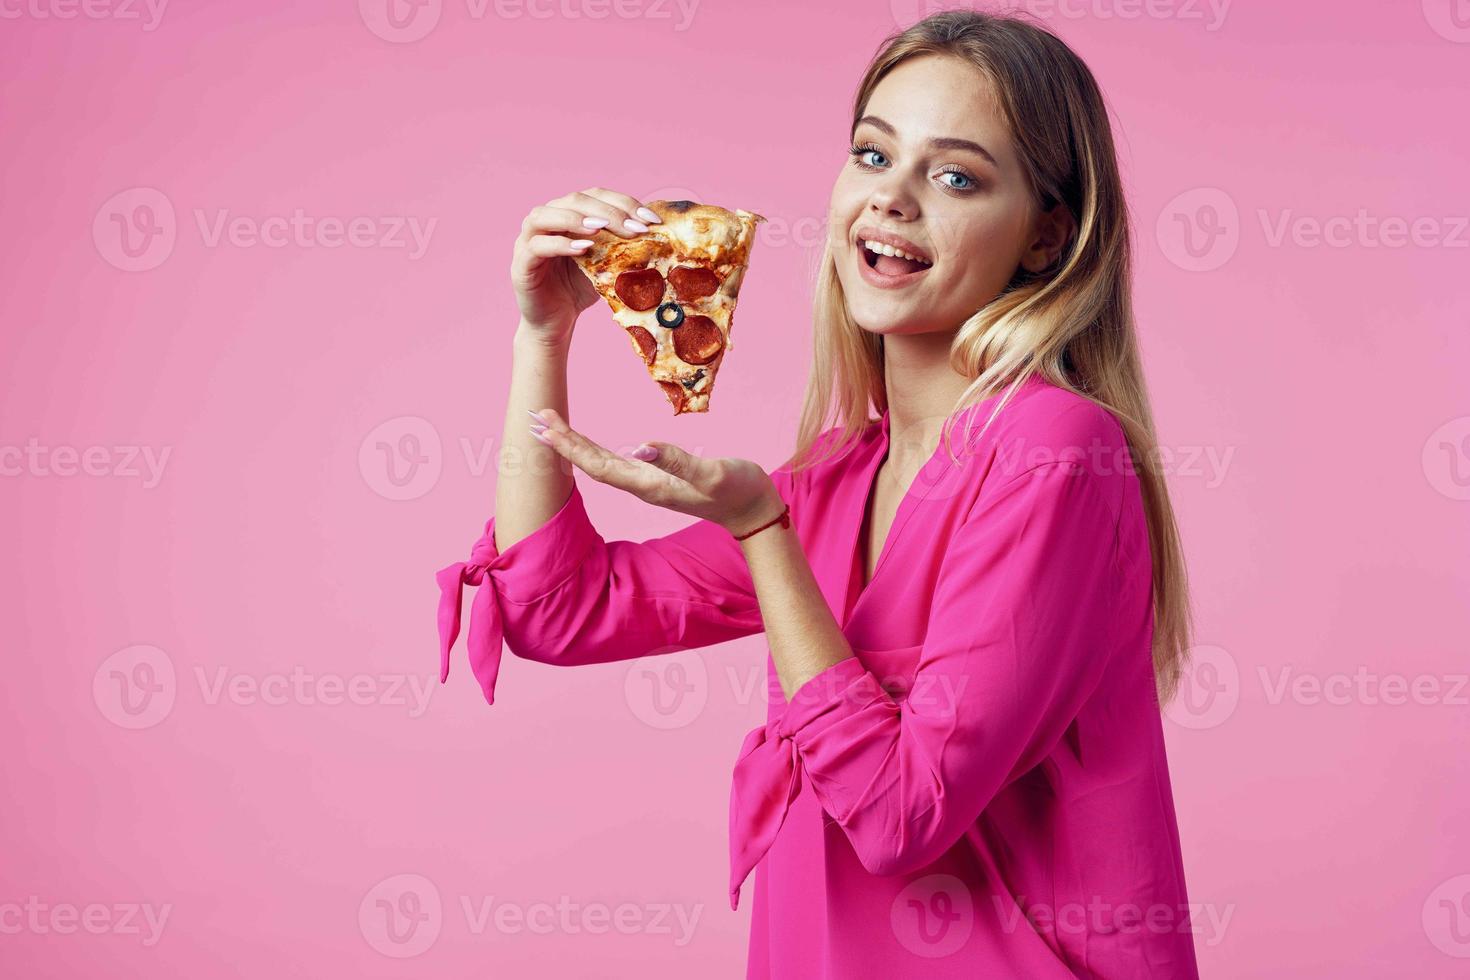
[731,503,791,541]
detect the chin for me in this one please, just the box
[835,281,895,328]
[845,306,919,337]
[848,300,973,341]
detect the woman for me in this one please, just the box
[437,10,1200,978]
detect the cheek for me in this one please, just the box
[941,216,1028,291]
[959,213,1023,258]
[828,176,864,226]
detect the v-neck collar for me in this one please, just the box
[840,375,1054,623]
[840,406,935,625]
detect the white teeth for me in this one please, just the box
[862,238,931,266]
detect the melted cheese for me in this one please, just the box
[602,253,739,378]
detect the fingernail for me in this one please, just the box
[623,218,649,234]
[582,216,609,229]
[529,421,548,435]
[527,409,550,425]
[631,444,659,461]
[636,207,662,224]
[531,428,553,445]
[569,239,593,250]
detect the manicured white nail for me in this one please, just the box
[636,207,661,224]
[582,216,609,229]
[631,444,659,461]
[624,219,649,233]
[569,239,593,250]
[527,409,550,425]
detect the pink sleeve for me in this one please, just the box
[437,466,795,706]
[728,458,1125,909]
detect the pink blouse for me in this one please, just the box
[436,374,1200,978]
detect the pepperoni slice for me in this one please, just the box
[667,265,720,302]
[672,314,724,365]
[625,324,657,365]
[657,380,686,413]
[614,268,665,311]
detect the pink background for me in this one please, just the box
[3,1,1468,975]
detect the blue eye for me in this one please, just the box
[849,142,980,193]
[848,143,888,169]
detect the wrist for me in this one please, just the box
[725,487,789,540]
[513,320,573,359]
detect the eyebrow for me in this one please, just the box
[852,115,999,169]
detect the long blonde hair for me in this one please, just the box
[788,9,1193,706]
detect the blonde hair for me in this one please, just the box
[787,9,1193,706]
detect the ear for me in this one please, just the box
[1019,200,1076,275]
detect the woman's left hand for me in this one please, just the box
[528,408,785,537]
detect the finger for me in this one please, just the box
[538,194,639,240]
[565,189,661,237]
[521,204,618,239]
[535,410,666,495]
[580,187,662,226]
[633,441,714,490]
[523,233,595,259]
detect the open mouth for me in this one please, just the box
[859,238,933,278]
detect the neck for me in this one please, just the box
[879,331,975,464]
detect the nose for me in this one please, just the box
[867,172,918,221]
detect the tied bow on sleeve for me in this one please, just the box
[728,716,805,912]
[727,657,876,912]
[435,517,504,706]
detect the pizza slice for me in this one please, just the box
[571,199,765,415]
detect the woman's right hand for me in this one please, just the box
[510,187,663,349]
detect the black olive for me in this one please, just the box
[667,200,695,212]
[680,369,706,390]
[656,301,685,329]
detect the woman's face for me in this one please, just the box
[830,54,1060,337]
